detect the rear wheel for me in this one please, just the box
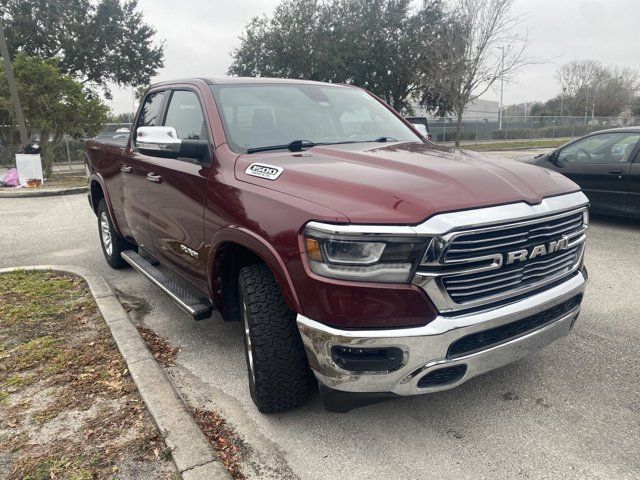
[97,199,133,269]
[238,263,312,412]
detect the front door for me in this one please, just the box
[554,132,640,216]
[123,89,168,250]
[146,89,212,291]
[627,153,640,218]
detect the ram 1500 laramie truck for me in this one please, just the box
[85,78,589,413]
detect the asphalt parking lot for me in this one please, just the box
[1,170,638,479]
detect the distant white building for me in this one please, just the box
[460,99,500,120]
[410,98,500,120]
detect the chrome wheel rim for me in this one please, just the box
[100,212,113,256]
[241,296,256,385]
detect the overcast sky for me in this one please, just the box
[107,0,640,115]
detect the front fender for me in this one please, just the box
[207,226,302,313]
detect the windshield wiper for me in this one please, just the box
[245,137,400,154]
[246,139,316,154]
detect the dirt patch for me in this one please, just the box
[191,408,246,480]
[0,270,176,479]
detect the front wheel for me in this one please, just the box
[238,263,312,413]
[97,199,133,269]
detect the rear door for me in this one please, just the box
[123,89,168,250]
[554,132,640,215]
[145,88,213,291]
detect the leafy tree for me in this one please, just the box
[229,0,451,113]
[1,0,164,97]
[0,55,109,176]
[107,111,135,124]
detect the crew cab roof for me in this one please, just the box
[150,77,347,88]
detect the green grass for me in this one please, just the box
[463,138,569,151]
[46,175,87,189]
[0,270,91,327]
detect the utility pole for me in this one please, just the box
[560,87,566,117]
[498,46,505,130]
[0,18,28,146]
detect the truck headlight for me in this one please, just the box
[303,226,429,283]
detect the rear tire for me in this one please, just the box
[97,199,133,269]
[238,263,312,412]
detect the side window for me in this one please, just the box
[559,133,640,164]
[163,91,207,141]
[137,91,167,128]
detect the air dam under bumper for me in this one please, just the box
[297,269,587,405]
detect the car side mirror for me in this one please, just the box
[136,126,209,161]
[548,151,565,168]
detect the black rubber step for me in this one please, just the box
[121,250,213,320]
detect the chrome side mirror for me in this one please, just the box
[136,126,181,154]
[135,125,210,161]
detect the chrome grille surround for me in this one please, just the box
[413,204,588,313]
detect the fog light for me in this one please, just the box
[331,346,404,373]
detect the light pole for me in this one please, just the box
[0,18,28,147]
[498,46,505,130]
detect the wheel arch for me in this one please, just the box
[208,227,302,321]
[89,174,124,237]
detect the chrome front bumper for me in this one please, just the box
[297,270,587,396]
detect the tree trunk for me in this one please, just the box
[38,132,53,179]
[454,107,464,147]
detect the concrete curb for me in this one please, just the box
[0,265,231,480]
[0,186,88,198]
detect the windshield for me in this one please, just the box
[210,83,421,153]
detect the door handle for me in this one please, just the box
[609,169,623,174]
[121,164,133,173]
[146,172,163,183]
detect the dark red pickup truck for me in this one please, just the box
[85,77,589,412]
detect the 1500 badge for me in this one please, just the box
[245,163,284,180]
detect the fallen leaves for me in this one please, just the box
[136,326,181,367]
[191,408,245,480]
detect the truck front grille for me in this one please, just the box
[443,245,581,304]
[414,207,588,312]
[444,211,585,262]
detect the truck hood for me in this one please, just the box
[235,142,580,224]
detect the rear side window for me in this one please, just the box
[164,91,207,140]
[137,91,167,127]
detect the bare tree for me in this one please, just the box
[425,0,532,146]
[555,60,601,117]
[556,60,639,117]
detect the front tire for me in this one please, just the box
[97,199,133,269]
[238,263,312,412]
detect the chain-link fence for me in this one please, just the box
[0,123,132,172]
[2,116,640,173]
[426,116,640,143]
[53,123,132,170]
